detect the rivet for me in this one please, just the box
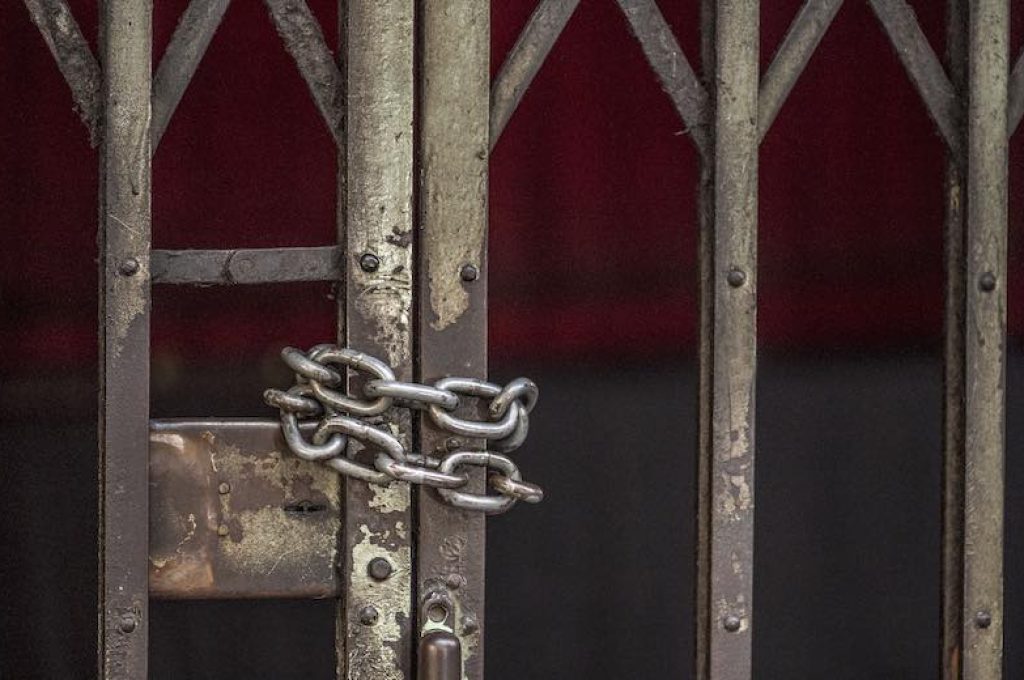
[119,258,140,276]
[445,573,464,590]
[445,437,463,452]
[975,610,992,629]
[218,482,231,495]
[118,613,137,634]
[463,615,479,634]
[217,524,229,537]
[723,615,742,632]
[460,263,479,282]
[979,272,997,292]
[726,268,746,288]
[367,557,393,581]
[359,606,379,626]
[360,253,380,273]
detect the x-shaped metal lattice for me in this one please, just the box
[23,2,1019,680]
[30,1,1024,155]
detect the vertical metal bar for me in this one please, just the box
[941,2,967,677]
[337,0,416,677]
[417,0,490,678]
[97,0,151,677]
[696,7,716,679]
[697,2,758,679]
[963,0,1008,677]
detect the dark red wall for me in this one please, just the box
[2,1,1022,373]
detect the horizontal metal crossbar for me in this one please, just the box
[151,246,342,285]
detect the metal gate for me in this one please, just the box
[23,0,1016,678]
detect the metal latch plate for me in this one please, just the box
[149,419,341,600]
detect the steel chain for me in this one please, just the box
[263,344,543,514]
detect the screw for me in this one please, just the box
[723,615,742,632]
[979,272,997,292]
[218,482,231,495]
[463,615,479,634]
[118,613,137,634]
[359,606,379,626]
[975,611,993,629]
[119,258,140,276]
[217,524,229,537]
[367,557,393,581]
[726,268,746,288]
[460,264,479,282]
[360,253,380,273]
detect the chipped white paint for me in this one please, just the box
[369,481,410,514]
[348,524,412,680]
[150,432,184,449]
[355,265,413,368]
[424,200,486,331]
[203,429,340,509]
[108,253,147,361]
[220,506,335,579]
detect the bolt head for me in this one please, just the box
[359,606,379,626]
[118,613,137,634]
[119,258,140,276]
[360,253,381,273]
[975,610,993,629]
[723,615,742,632]
[367,557,393,581]
[726,268,746,288]
[979,272,997,292]
[460,263,479,282]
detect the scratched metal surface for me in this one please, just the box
[149,419,340,600]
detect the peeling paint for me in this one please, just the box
[150,432,184,449]
[203,429,340,510]
[348,525,412,680]
[107,247,147,361]
[220,506,335,580]
[425,217,485,331]
[355,271,412,367]
[369,481,410,514]
[716,470,753,520]
[150,421,341,599]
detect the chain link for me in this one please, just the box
[263,344,543,514]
